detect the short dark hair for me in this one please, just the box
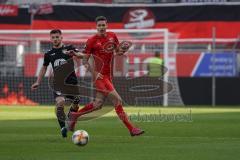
[50,29,62,35]
[95,16,107,23]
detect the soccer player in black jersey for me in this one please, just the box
[31,29,85,138]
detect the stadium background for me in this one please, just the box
[0,0,240,106]
[2,2,240,160]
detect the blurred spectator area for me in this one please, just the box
[1,0,239,4]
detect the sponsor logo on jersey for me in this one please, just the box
[54,59,67,67]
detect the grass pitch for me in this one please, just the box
[0,106,240,160]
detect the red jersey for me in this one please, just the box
[84,32,119,78]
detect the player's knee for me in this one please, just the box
[56,100,65,108]
[94,99,104,109]
[113,98,122,106]
[56,97,65,108]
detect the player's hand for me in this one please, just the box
[116,41,132,55]
[95,72,103,80]
[31,82,39,91]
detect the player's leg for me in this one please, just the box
[77,92,105,115]
[66,96,80,117]
[108,89,144,136]
[55,96,68,138]
[67,92,106,131]
[107,90,133,130]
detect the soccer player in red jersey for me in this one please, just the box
[68,16,144,136]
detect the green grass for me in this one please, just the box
[0,106,240,160]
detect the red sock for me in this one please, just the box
[77,103,95,117]
[115,104,134,131]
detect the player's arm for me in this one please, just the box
[82,54,92,74]
[65,46,86,58]
[31,66,47,90]
[31,53,49,90]
[82,40,103,79]
[83,50,103,80]
[113,33,132,56]
[66,50,86,58]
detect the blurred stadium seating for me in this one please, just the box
[1,0,239,4]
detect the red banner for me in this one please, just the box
[24,53,200,77]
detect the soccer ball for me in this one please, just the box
[72,130,89,146]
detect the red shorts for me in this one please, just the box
[95,76,115,96]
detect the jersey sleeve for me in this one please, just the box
[84,38,93,55]
[113,33,120,46]
[43,53,50,67]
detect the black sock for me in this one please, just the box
[70,105,79,112]
[73,96,80,104]
[56,107,66,128]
